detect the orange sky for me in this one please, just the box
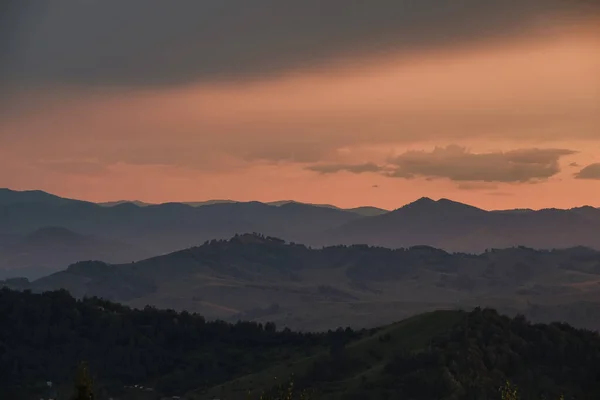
[1,9,599,210]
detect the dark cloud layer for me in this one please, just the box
[575,164,600,180]
[2,0,597,88]
[307,146,576,183]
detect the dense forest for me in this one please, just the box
[0,288,358,399]
[2,288,600,399]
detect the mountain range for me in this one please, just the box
[5,233,600,332]
[2,188,600,264]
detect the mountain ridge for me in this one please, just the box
[3,187,600,256]
[6,187,599,213]
[6,234,600,332]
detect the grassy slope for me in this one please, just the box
[189,310,464,399]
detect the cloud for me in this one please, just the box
[3,0,598,89]
[306,162,382,175]
[306,146,576,183]
[386,146,575,182]
[574,163,600,180]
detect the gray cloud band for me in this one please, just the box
[2,0,597,88]
[307,146,577,183]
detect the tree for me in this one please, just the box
[72,362,95,400]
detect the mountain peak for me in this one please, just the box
[0,188,81,207]
[402,197,436,208]
[395,197,484,215]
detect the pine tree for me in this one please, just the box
[71,362,94,400]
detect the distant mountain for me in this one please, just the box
[328,197,600,252]
[98,200,153,207]
[0,188,84,207]
[266,200,389,216]
[183,199,238,207]
[3,188,600,254]
[0,194,362,255]
[9,234,600,331]
[0,227,151,280]
[98,197,389,216]
[267,199,339,209]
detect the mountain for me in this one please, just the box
[99,197,389,216]
[0,196,362,255]
[3,188,600,254]
[0,227,151,280]
[328,197,600,252]
[98,200,153,207]
[0,188,84,207]
[2,288,600,399]
[266,200,389,216]
[9,234,600,332]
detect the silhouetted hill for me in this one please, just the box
[8,234,600,331]
[2,288,600,399]
[0,188,84,206]
[0,227,151,280]
[266,200,388,216]
[3,189,600,254]
[0,196,361,254]
[98,200,153,207]
[329,198,600,252]
[98,199,389,217]
[197,308,600,400]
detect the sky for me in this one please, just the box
[1,0,599,210]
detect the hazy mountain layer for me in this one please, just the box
[2,189,600,257]
[0,227,151,280]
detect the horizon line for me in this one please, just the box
[1,187,598,213]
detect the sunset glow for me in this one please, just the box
[1,1,599,210]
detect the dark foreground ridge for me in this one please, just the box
[2,288,600,399]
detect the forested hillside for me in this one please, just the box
[0,288,353,399]
[2,289,600,399]
[6,234,600,332]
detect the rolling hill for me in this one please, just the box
[7,234,600,332]
[2,288,600,399]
